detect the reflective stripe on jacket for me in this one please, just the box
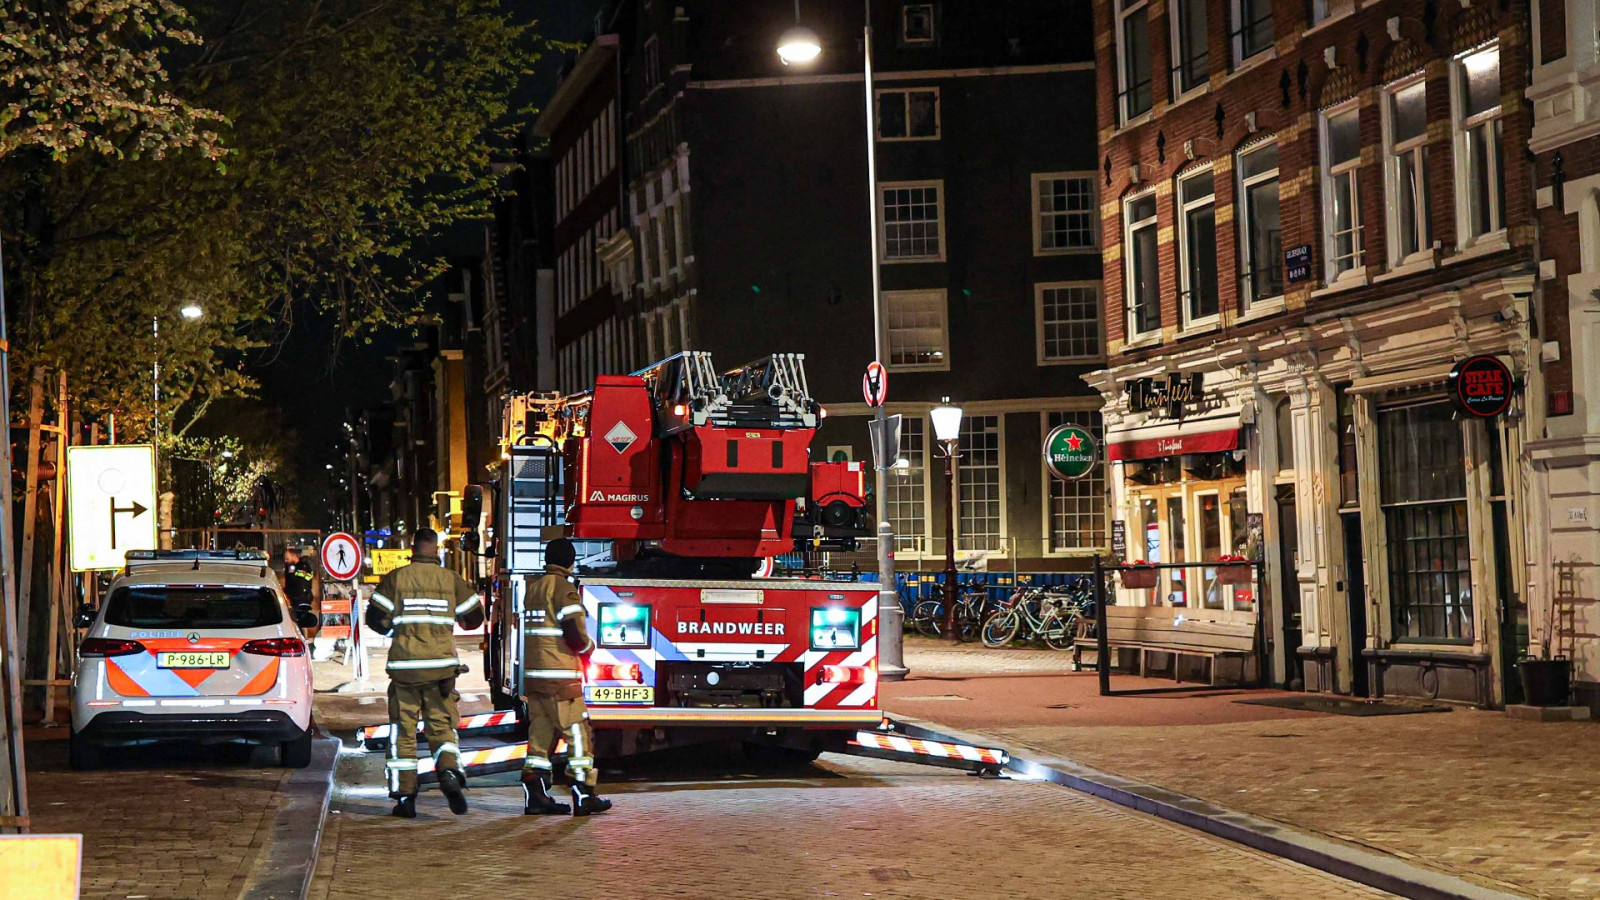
[523,565,592,700]
[369,555,484,684]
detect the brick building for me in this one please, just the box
[1090,0,1539,703]
[1525,0,1600,711]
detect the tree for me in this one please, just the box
[4,0,543,438]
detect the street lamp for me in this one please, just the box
[776,0,909,680]
[930,398,962,640]
[154,303,204,446]
[179,304,204,320]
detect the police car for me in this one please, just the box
[69,550,319,769]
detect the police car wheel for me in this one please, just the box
[68,730,103,771]
[279,730,313,769]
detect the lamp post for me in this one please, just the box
[930,398,962,640]
[154,303,205,447]
[777,0,908,680]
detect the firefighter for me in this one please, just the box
[283,546,315,615]
[365,528,484,818]
[520,538,612,817]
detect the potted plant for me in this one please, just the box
[1215,554,1254,585]
[1121,560,1158,589]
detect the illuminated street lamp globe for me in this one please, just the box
[930,399,964,444]
[179,304,204,320]
[776,25,821,65]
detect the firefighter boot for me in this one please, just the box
[391,793,418,819]
[438,769,469,815]
[570,783,613,817]
[521,774,572,815]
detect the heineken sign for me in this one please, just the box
[1044,424,1098,481]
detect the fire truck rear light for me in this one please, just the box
[673,404,688,416]
[242,638,306,657]
[818,665,870,686]
[79,638,145,658]
[587,663,643,683]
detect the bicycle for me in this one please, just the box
[982,581,1091,649]
[910,587,989,641]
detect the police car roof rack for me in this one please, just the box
[125,549,270,567]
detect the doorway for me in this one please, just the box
[1275,484,1302,689]
[1341,512,1369,697]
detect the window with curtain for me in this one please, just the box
[1379,402,1473,642]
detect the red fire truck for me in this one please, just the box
[480,352,879,758]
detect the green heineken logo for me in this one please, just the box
[1044,424,1098,481]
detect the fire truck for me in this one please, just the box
[478,351,880,758]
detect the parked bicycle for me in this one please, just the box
[982,580,1095,649]
[909,587,991,641]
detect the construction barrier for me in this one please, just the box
[359,710,522,751]
[845,730,1009,775]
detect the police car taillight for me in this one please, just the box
[587,662,642,683]
[817,665,871,686]
[242,637,306,657]
[78,638,145,657]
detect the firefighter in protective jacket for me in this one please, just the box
[520,538,612,816]
[365,528,484,818]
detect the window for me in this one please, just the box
[884,289,949,370]
[1046,411,1107,553]
[1115,0,1153,122]
[880,181,944,261]
[1237,141,1282,305]
[1124,191,1161,338]
[1178,167,1219,327]
[644,37,660,88]
[1537,0,1567,65]
[1033,174,1097,253]
[1454,44,1505,245]
[1379,402,1473,643]
[1232,0,1273,63]
[1036,283,1103,362]
[902,3,936,43]
[1321,104,1365,281]
[1171,0,1209,97]
[958,415,1002,552]
[105,587,282,629]
[877,88,940,140]
[663,204,679,275]
[1383,77,1430,266]
[889,417,927,554]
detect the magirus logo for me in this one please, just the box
[589,490,650,503]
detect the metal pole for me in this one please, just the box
[1095,555,1111,696]
[940,447,957,640]
[0,234,32,832]
[862,0,904,680]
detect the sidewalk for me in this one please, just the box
[884,637,1600,900]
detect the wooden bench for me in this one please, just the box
[1073,606,1259,685]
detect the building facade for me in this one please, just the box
[1092,0,1539,702]
[583,0,1107,572]
[1526,0,1600,711]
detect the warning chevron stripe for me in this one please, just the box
[847,730,1009,767]
[358,710,522,750]
[417,743,528,783]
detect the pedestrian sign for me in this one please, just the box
[320,532,362,582]
[66,445,158,571]
[369,548,409,578]
[1043,424,1098,481]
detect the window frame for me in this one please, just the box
[901,3,937,44]
[1042,410,1109,557]
[1169,0,1210,100]
[1230,0,1274,65]
[878,179,946,263]
[875,87,941,142]
[1320,101,1366,284]
[888,415,932,558]
[882,288,951,372]
[1177,165,1221,330]
[1451,42,1507,249]
[1035,281,1105,365]
[1236,140,1284,310]
[955,413,1006,555]
[1032,172,1099,255]
[643,36,660,89]
[1123,188,1162,342]
[1381,74,1432,268]
[1114,0,1154,124]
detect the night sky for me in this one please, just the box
[253,0,606,523]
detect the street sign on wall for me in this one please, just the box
[1043,424,1098,481]
[66,445,157,572]
[320,532,363,582]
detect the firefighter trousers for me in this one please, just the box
[523,693,597,787]
[386,677,460,797]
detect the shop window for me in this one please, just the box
[1228,487,1253,610]
[958,415,1003,552]
[1321,103,1365,282]
[1379,402,1473,643]
[1237,141,1282,307]
[1383,76,1430,266]
[1166,495,1188,606]
[1124,191,1161,339]
[1115,0,1153,122]
[1453,44,1505,246]
[1170,0,1209,98]
[877,88,940,141]
[1178,167,1220,328]
[889,417,928,555]
[1046,411,1107,553]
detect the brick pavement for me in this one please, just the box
[25,730,290,900]
[310,737,1398,900]
[887,638,1600,900]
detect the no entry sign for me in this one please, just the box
[862,361,888,408]
[320,531,363,581]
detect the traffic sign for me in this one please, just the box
[320,532,363,581]
[369,548,409,578]
[1043,424,1098,481]
[863,361,888,408]
[66,445,157,571]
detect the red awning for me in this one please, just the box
[1107,426,1241,462]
